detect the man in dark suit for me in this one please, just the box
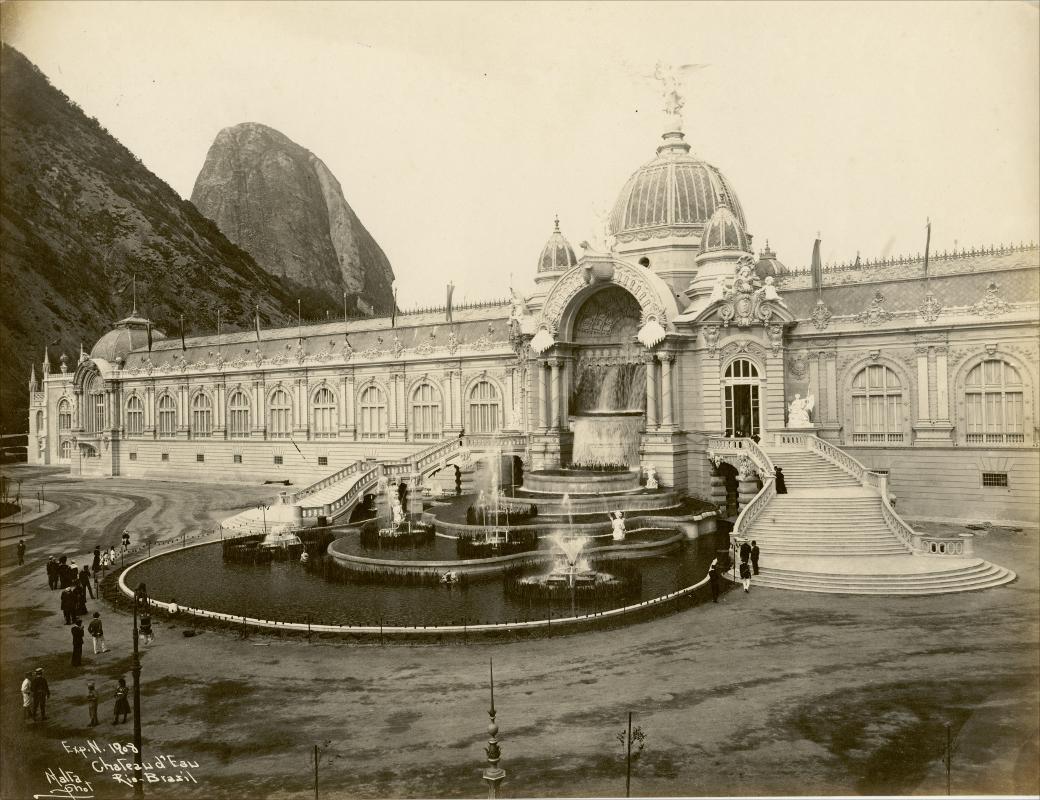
[71,619,84,666]
[751,541,761,575]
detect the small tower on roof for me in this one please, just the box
[29,364,38,393]
[535,217,578,285]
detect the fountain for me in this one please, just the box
[544,534,597,587]
[569,358,646,468]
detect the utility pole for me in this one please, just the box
[132,583,147,798]
[314,743,319,800]
[945,723,951,795]
[626,712,632,798]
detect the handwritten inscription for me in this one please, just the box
[51,740,200,788]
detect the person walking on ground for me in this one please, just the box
[31,668,50,721]
[71,618,85,666]
[707,558,721,603]
[60,586,77,624]
[750,541,761,575]
[74,577,88,617]
[17,538,25,565]
[108,545,117,565]
[21,672,33,722]
[774,466,788,494]
[79,565,95,600]
[92,546,101,573]
[113,677,130,724]
[140,611,154,646]
[740,540,752,564]
[739,559,752,593]
[58,556,73,589]
[86,682,99,727]
[88,611,109,654]
[46,556,59,589]
[101,550,110,570]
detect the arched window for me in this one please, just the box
[851,365,903,443]
[58,399,72,432]
[157,394,177,437]
[268,389,292,439]
[228,391,250,438]
[468,380,500,434]
[411,383,442,440]
[312,387,337,438]
[60,440,73,460]
[723,359,760,437]
[358,385,388,439]
[965,359,1024,444]
[125,395,144,436]
[191,393,213,437]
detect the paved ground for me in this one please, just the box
[1,464,1037,799]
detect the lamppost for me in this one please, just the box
[132,582,148,798]
[259,504,269,538]
[482,658,505,799]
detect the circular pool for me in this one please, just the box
[126,531,729,627]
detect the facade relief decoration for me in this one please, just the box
[787,351,808,379]
[768,324,784,355]
[857,290,894,326]
[809,300,833,330]
[969,282,1011,318]
[714,258,784,329]
[917,292,943,323]
[703,325,720,357]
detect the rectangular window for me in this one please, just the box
[273,455,283,465]
[233,454,242,464]
[982,472,1008,487]
[196,454,205,463]
[129,452,137,461]
[161,453,169,462]
[318,456,328,466]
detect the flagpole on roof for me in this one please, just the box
[924,218,931,284]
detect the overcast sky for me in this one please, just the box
[4,1,1038,308]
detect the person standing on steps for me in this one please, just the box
[71,618,84,666]
[707,558,721,603]
[739,559,752,593]
[750,541,761,575]
[774,466,788,494]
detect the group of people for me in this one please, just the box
[21,671,131,726]
[738,539,761,592]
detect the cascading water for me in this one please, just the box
[569,359,646,468]
[570,361,646,414]
[571,415,643,467]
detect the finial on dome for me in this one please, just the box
[553,215,560,232]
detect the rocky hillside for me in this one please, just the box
[0,45,336,435]
[191,122,395,315]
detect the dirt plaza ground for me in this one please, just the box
[1,464,1037,799]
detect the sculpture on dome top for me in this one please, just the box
[652,62,709,131]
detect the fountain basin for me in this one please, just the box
[571,412,644,468]
[522,468,642,494]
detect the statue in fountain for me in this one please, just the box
[645,465,659,489]
[610,511,627,541]
[390,493,406,529]
[788,393,815,428]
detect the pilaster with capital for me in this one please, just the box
[548,358,562,430]
[644,354,658,429]
[657,352,675,428]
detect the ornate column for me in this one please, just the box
[915,343,930,423]
[178,384,188,434]
[387,374,398,429]
[538,360,549,430]
[344,375,356,437]
[548,359,562,429]
[443,370,455,430]
[644,354,658,429]
[294,378,307,435]
[658,353,674,428]
[252,380,264,435]
[452,369,464,432]
[935,344,950,421]
[144,385,154,434]
[215,382,226,438]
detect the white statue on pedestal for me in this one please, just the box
[645,464,659,489]
[390,496,405,528]
[759,276,787,307]
[610,511,627,541]
[788,393,815,428]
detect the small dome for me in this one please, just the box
[755,241,788,280]
[538,217,578,273]
[609,130,746,242]
[698,202,751,255]
[90,314,165,362]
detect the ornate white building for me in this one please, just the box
[28,122,1040,524]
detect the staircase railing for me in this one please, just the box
[733,477,776,541]
[706,436,775,475]
[289,459,367,504]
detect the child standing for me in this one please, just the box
[86,682,99,727]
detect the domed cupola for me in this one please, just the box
[698,200,751,256]
[90,313,165,363]
[535,217,579,286]
[754,241,788,282]
[609,130,746,244]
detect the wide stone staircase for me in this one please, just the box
[730,441,1016,595]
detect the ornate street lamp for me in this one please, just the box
[482,658,505,799]
[132,582,148,797]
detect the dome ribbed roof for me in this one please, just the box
[90,314,165,362]
[538,217,578,273]
[699,202,751,255]
[755,241,788,280]
[609,131,745,241]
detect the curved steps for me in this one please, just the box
[743,559,1016,595]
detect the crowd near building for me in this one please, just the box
[28,118,1040,525]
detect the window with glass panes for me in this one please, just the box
[125,395,144,435]
[228,391,250,438]
[358,385,388,439]
[58,399,72,432]
[468,380,500,434]
[191,393,212,437]
[92,392,106,433]
[411,383,442,439]
[312,387,337,438]
[157,394,177,437]
[965,359,1025,444]
[268,389,292,438]
[851,365,903,443]
[60,440,73,460]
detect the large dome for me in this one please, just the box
[609,131,746,243]
[90,315,164,362]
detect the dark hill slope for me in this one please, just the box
[0,45,334,433]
